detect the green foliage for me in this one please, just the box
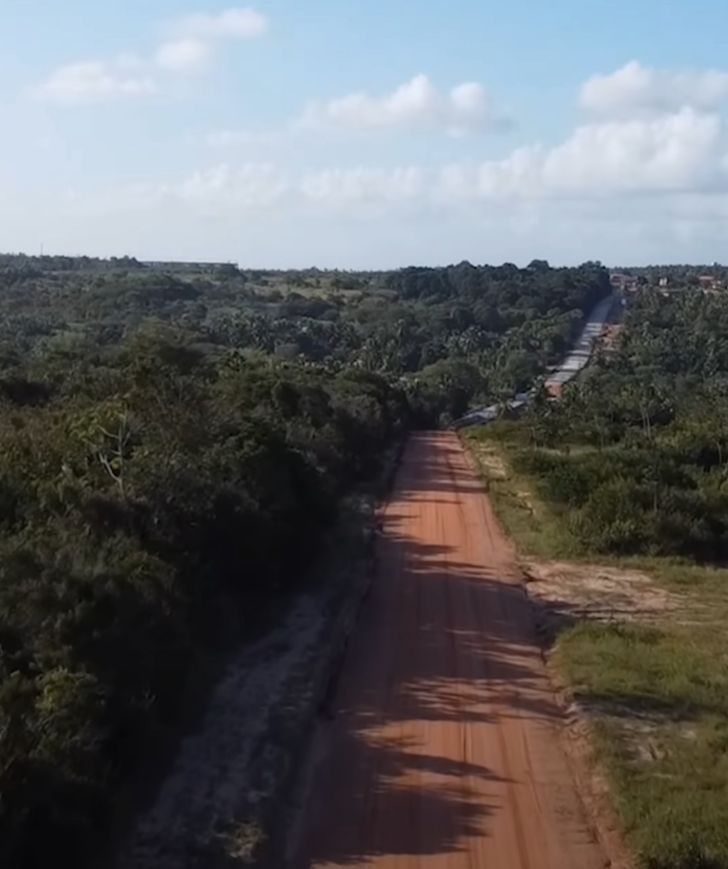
[0,353,408,866]
[0,257,609,424]
[0,254,609,866]
[557,621,728,869]
[495,289,728,562]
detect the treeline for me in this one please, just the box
[0,258,609,422]
[0,256,609,866]
[494,289,728,560]
[0,254,146,274]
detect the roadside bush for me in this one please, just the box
[570,479,650,553]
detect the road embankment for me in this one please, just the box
[116,444,405,869]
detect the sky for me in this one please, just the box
[3,0,728,268]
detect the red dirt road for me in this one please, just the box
[291,432,607,869]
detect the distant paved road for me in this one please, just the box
[291,432,606,869]
[545,294,616,391]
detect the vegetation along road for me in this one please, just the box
[291,432,606,869]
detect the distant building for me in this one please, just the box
[610,273,638,292]
[698,275,724,292]
[658,277,669,288]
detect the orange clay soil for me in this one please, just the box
[291,431,608,869]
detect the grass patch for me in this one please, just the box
[464,426,583,559]
[556,622,728,720]
[557,623,728,869]
[464,425,728,868]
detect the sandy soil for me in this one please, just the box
[523,560,681,635]
[290,432,608,869]
[117,584,352,869]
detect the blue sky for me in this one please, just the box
[3,0,728,267]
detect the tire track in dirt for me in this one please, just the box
[290,431,608,869]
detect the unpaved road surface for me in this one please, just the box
[291,432,607,869]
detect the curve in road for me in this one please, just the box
[291,431,607,869]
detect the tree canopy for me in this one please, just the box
[497,288,728,560]
[0,255,609,867]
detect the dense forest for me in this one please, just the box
[0,256,609,422]
[494,287,728,559]
[0,255,609,867]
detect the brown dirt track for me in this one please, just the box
[291,432,608,869]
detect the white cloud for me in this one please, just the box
[301,74,509,135]
[32,7,267,105]
[300,167,425,205]
[173,163,288,208]
[33,61,156,105]
[437,108,726,201]
[84,106,728,222]
[72,107,728,221]
[115,53,147,72]
[33,174,728,269]
[449,82,491,135]
[67,163,288,218]
[437,148,543,201]
[155,39,210,72]
[297,108,727,206]
[542,109,723,193]
[177,8,269,40]
[581,61,728,117]
[206,129,278,147]
[46,53,728,264]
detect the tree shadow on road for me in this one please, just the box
[291,434,581,867]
